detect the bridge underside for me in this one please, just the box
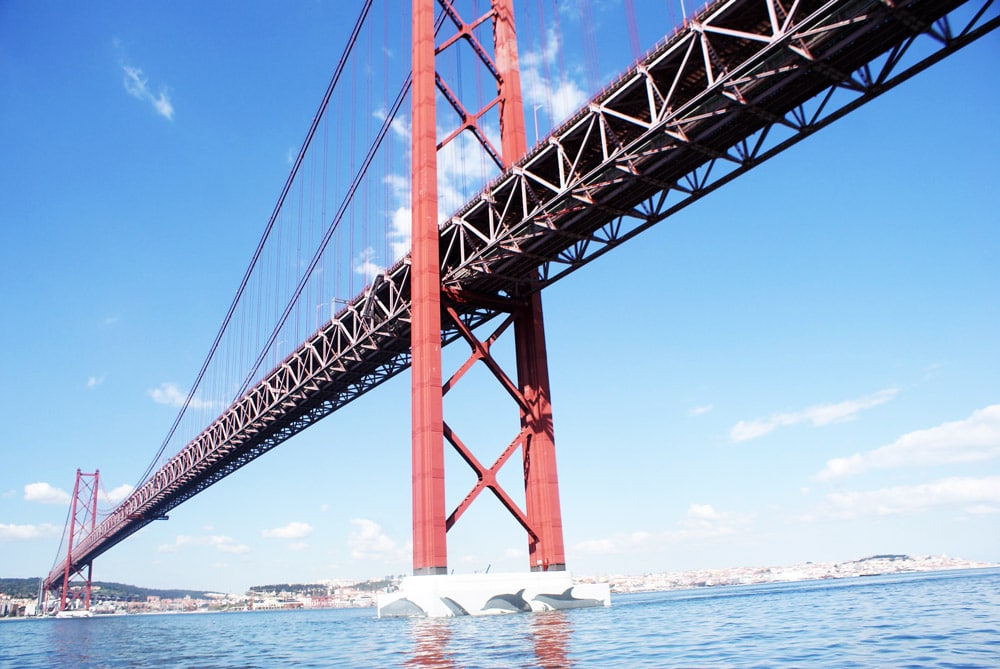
[47,0,998,593]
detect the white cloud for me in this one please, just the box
[261,521,313,540]
[817,404,1000,480]
[965,504,1000,515]
[209,536,249,554]
[688,404,714,416]
[374,110,410,142]
[389,206,412,260]
[25,481,130,508]
[519,29,588,129]
[24,482,71,505]
[122,64,174,120]
[157,535,193,553]
[86,375,106,389]
[157,534,249,554]
[730,388,898,442]
[435,125,500,218]
[0,523,62,541]
[148,382,216,410]
[353,247,382,282]
[574,533,648,556]
[815,476,1000,520]
[674,503,755,539]
[347,518,405,562]
[574,504,753,555]
[99,484,134,504]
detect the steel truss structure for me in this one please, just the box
[47,0,997,592]
[439,0,998,291]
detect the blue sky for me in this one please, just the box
[1,2,998,593]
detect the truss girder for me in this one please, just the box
[437,0,996,294]
[48,0,996,588]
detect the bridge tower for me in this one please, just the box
[410,0,564,577]
[56,469,100,612]
[382,0,610,616]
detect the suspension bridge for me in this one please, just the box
[42,0,998,616]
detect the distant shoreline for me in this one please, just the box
[586,555,998,594]
[3,554,996,618]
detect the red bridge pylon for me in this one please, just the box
[54,469,100,612]
[410,0,565,575]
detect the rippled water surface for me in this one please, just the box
[2,568,997,668]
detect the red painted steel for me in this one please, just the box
[493,0,526,165]
[410,0,448,575]
[494,0,566,571]
[515,302,566,571]
[58,469,99,611]
[409,0,568,575]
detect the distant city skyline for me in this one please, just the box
[2,2,998,593]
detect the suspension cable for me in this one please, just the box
[132,0,374,489]
[235,75,412,398]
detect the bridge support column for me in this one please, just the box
[495,0,566,572]
[410,0,447,576]
[392,0,609,617]
[53,469,99,614]
[406,0,569,582]
[516,294,566,571]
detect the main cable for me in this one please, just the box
[131,1,374,490]
[234,74,412,399]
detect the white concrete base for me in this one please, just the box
[377,571,610,618]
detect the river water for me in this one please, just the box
[2,568,997,668]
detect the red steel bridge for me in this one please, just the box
[44,0,997,610]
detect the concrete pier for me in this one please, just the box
[377,571,610,618]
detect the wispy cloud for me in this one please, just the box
[802,475,1000,520]
[574,503,754,555]
[122,63,174,120]
[675,503,755,539]
[520,28,588,132]
[86,375,106,389]
[23,482,71,505]
[261,521,313,540]
[817,404,1000,480]
[157,534,249,554]
[730,388,898,442]
[0,523,62,541]
[353,247,382,282]
[347,518,406,562]
[688,404,714,417]
[148,382,216,410]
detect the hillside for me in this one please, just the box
[0,577,212,601]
